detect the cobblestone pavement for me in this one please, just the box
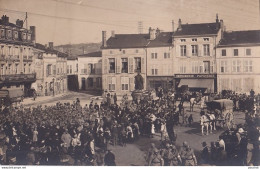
[21,92,249,166]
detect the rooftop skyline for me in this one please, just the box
[0,0,259,46]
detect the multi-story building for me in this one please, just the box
[34,42,67,96]
[0,15,37,97]
[146,28,174,90]
[172,16,224,93]
[78,51,102,91]
[216,30,260,94]
[101,31,147,96]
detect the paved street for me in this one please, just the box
[20,92,248,166]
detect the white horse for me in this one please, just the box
[200,114,215,135]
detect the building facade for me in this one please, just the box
[101,31,147,96]
[146,30,174,91]
[0,15,37,97]
[172,17,223,93]
[34,43,67,96]
[78,51,102,91]
[216,30,260,94]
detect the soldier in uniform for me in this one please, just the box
[161,143,171,166]
[150,148,164,166]
[146,143,156,166]
[180,141,197,166]
[169,145,182,166]
[184,145,197,166]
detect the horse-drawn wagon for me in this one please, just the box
[206,99,235,130]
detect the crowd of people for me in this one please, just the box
[0,88,259,166]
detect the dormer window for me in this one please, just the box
[192,38,197,42]
[23,33,26,40]
[204,38,209,41]
[28,34,31,41]
[122,50,125,54]
[8,30,12,39]
[14,31,18,39]
[0,29,5,38]
[180,39,186,42]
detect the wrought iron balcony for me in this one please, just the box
[0,73,36,83]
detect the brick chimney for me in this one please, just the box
[178,19,182,30]
[16,19,23,28]
[220,19,224,39]
[155,28,160,37]
[1,15,9,24]
[149,27,156,40]
[30,26,36,43]
[172,20,174,32]
[111,30,115,38]
[49,42,54,49]
[102,31,107,47]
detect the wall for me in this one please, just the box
[102,48,146,96]
[217,45,260,93]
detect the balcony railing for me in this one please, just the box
[0,73,36,83]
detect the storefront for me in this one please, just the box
[147,76,174,91]
[174,74,217,93]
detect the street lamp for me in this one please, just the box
[52,78,55,96]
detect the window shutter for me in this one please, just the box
[129,77,134,91]
[104,58,108,74]
[103,77,107,90]
[116,58,121,73]
[129,58,134,73]
[141,57,145,73]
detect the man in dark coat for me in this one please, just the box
[104,150,116,166]
[200,141,209,165]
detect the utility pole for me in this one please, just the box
[23,12,28,29]
[138,21,143,34]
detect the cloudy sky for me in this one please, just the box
[0,0,259,45]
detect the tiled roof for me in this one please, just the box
[147,32,173,47]
[102,34,150,49]
[173,22,220,36]
[78,51,102,57]
[218,30,260,46]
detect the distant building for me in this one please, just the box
[78,51,102,91]
[35,42,67,96]
[216,30,260,94]
[0,15,37,97]
[172,16,223,93]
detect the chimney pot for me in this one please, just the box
[172,20,174,32]
[49,42,54,49]
[111,30,115,38]
[30,26,36,43]
[149,28,156,40]
[178,19,182,30]
[102,31,107,47]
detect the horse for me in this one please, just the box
[200,113,215,135]
[189,97,201,112]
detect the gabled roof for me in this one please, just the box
[173,22,220,36]
[218,30,260,46]
[147,32,173,47]
[78,51,102,57]
[102,34,150,49]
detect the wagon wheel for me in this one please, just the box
[225,112,234,130]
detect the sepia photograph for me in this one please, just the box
[0,0,259,167]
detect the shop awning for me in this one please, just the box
[178,79,213,89]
